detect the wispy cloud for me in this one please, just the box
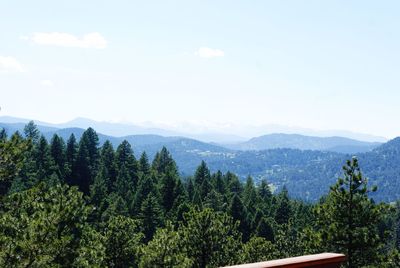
[25,32,107,49]
[41,80,54,87]
[195,47,225,58]
[0,56,24,73]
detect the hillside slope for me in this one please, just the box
[224,133,381,153]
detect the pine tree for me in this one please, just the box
[103,215,143,268]
[114,164,135,206]
[139,222,192,267]
[0,132,29,195]
[258,179,273,217]
[152,147,176,175]
[75,128,99,194]
[316,158,385,268]
[275,186,291,225]
[139,193,164,242]
[256,217,275,242]
[65,134,78,186]
[225,172,242,196]
[242,176,258,217]
[0,128,7,141]
[194,161,210,188]
[138,151,150,176]
[116,140,138,189]
[35,135,56,183]
[50,134,66,181]
[187,178,195,201]
[239,236,277,264]
[180,208,241,268]
[211,170,225,195]
[23,120,39,143]
[160,168,178,213]
[229,194,249,241]
[99,140,117,191]
[132,173,156,214]
[0,183,91,267]
[89,166,109,219]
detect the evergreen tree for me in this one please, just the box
[90,166,109,220]
[116,140,138,189]
[152,147,176,175]
[139,193,163,242]
[256,217,275,242]
[0,183,90,267]
[23,120,39,143]
[65,134,78,185]
[229,194,250,241]
[102,193,129,220]
[239,236,277,264]
[242,176,258,217]
[103,215,143,268]
[132,173,156,214]
[194,161,210,188]
[275,186,291,225]
[139,222,192,267]
[225,172,242,196]
[100,140,117,191]
[35,135,57,183]
[73,225,106,267]
[114,164,135,206]
[187,178,195,201]
[0,132,29,195]
[138,151,151,176]
[160,168,178,213]
[211,170,225,195]
[0,128,7,141]
[75,128,99,194]
[50,134,66,181]
[316,158,385,268]
[180,208,241,268]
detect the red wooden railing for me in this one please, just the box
[222,253,346,268]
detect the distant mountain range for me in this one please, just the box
[0,117,382,154]
[223,133,382,154]
[1,117,399,202]
[0,116,387,143]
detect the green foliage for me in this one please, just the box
[102,215,143,268]
[73,225,106,267]
[275,186,291,225]
[23,120,40,143]
[180,208,241,268]
[316,157,385,268]
[1,125,398,267]
[0,132,29,194]
[50,134,67,180]
[139,222,192,268]
[75,128,99,194]
[139,193,163,242]
[0,183,90,267]
[239,236,277,264]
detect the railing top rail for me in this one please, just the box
[221,253,346,268]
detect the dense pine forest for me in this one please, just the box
[1,121,400,267]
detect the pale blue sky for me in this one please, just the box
[1,1,400,138]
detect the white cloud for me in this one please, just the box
[27,32,107,49]
[41,80,54,87]
[195,47,225,58]
[0,56,24,73]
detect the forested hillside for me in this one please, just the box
[223,133,381,153]
[1,121,400,202]
[0,121,400,267]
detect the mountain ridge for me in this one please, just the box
[0,116,387,143]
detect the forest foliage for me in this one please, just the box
[0,121,400,268]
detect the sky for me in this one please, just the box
[1,0,400,139]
